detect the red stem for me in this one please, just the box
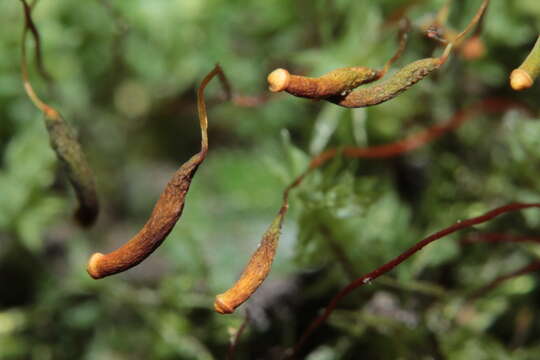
[469,260,540,300]
[461,232,540,245]
[227,310,251,360]
[310,97,526,168]
[294,203,540,354]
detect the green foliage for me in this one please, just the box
[1,0,540,359]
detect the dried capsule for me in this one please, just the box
[267,66,381,99]
[87,151,204,278]
[329,0,489,108]
[87,66,221,279]
[267,19,410,99]
[214,151,317,315]
[330,57,442,108]
[20,0,99,227]
[510,35,540,91]
[214,204,288,314]
[44,109,100,226]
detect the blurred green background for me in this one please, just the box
[1,0,540,359]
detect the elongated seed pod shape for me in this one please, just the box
[214,205,288,314]
[330,58,442,108]
[87,66,220,279]
[87,152,203,278]
[267,66,381,99]
[45,109,99,226]
[266,20,410,100]
[329,0,489,108]
[270,0,488,108]
[510,35,540,91]
[20,0,99,226]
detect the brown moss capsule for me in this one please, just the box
[214,204,288,314]
[87,151,205,278]
[44,109,100,226]
[330,57,442,108]
[329,0,489,108]
[87,65,221,279]
[267,19,410,100]
[268,0,488,108]
[20,0,99,227]
[267,66,381,99]
[510,36,540,91]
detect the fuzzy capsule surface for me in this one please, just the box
[331,58,441,108]
[214,208,286,314]
[268,66,380,99]
[87,65,220,279]
[87,151,204,279]
[44,110,99,226]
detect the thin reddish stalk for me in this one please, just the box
[379,18,411,78]
[267,18,410,99]
[227,310,251,360]
[382,0,425,28]
[468,260,540,300]
[20,0,52,83]
[287,98,527,200]
[20,0,99,226]
[217,97,526,324]
[461,232,540,245]
[87,66,220,278]
[217,68,269,107]
[457,232,540,299]
[309,97,522,169]
[294,203,540,354]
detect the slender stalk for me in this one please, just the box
[294,203,540,354]
[20,0,99,226]
[468,260,540,300]
[216,97,525,315]
[87,65,221,278]
[217,68,269,107]
[267,19,410,99]
[331,0,489,108]
[461,232,540,245]
[319,224,358,281]
[20,0,52,83]
[226,310,251,360]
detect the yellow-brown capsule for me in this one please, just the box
[87,65,221,278]
[44,109,99,226]
[510,36,540,91]
[331,58,442,108]
[329,0,489,108]
[86,151,205,279]
[267,67,381,99]
[214,205,287,314]
[266,18,411,100]
[20,0,99,227]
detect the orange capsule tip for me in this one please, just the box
[510,69,533,91]
[267,68,291,92]
[87,252,105,279]
[214,295,235,314]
